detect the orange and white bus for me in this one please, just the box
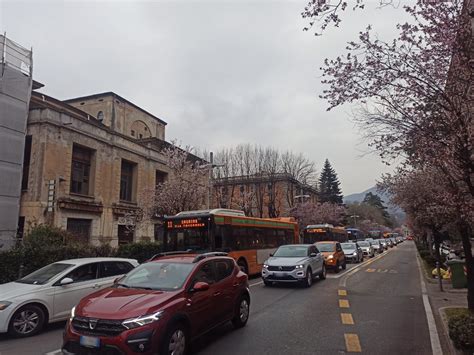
[163,209,299,275]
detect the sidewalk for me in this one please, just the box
[424,273,468,355]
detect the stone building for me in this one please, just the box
[212,173,318,218]
[19,90,180,246]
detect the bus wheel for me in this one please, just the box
[237,259,248,275]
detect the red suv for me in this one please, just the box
[62,252,250,355]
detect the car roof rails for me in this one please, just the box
[147,250,194,262]
[193,252,229,263]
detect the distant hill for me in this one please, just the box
[344,186,406,222]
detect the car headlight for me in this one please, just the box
[70,306,76,321]
[295,265,304,269]
[122,311,164,330]
[0,301,11,311]
[263,264,268,269]
[352,252,357,256]
[327,255,334,259]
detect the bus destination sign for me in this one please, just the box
[167,218,205,229]
[306,228,326,233]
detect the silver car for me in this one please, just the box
[370,240,384,254]
[262,244,326,287]
[357,241,375,258]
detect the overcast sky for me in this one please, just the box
[0,0,411,195]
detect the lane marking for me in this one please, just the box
[339,299,350,308]
[366,268,376,272]
[415,254,442,355]
[341,313,354,325]
[339,249,392,287]
[338,289,347,296]
[344,333,362,352]
[249,280,263,287]
[45,351,62,355]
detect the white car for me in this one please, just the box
[0,257,138,337]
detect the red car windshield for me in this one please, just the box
[117,262,195,291]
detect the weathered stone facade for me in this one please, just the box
[19,91,172,246]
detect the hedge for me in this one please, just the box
[446,308,474,351]
[0,225,162,284]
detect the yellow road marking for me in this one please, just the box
[339,299,350,308]
[338,289,347,296]
[341,313,354,325]
[345,333,362,352]
[366,268,376,272]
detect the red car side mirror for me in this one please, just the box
[193,282,210,292]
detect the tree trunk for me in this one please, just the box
[433,228,444,292]
[458,222,474,311]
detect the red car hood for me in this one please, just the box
[76,287,178,320]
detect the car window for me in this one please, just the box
[193,262,215,285]
[336,243,342,252]
[214,260,234,282]
[313,246,320,254]
[118,262,194,291]
[64,263,99,283]
[16,263,73,285]
[100,262,134,278]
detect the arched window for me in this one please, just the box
[97,111,104,122]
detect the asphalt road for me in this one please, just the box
[0,242,432,355]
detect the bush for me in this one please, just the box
[447,308,474,350]
[116,242,162,263]
[0,225,166,284]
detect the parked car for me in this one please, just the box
[357,241,375,258]
[262,244,326,287]
[369,240,384,254]
[341,242,364,263]
[0,257,138,337]
[390,237,398,246]
[315,241,346,273]
[386,239,394,248]
[63,252,250,355]
[378,239,388,250]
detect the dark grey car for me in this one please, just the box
[341,242,364,263]
[262,244,326,287]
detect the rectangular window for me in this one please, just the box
[155,170,168,186]
[17,216,25,240]
[70,145,92,195]
[21,136,32,190]
[67,218,92,243]
[118,225,134,245]
[120,160,135,201]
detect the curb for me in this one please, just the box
[438,306,467,355]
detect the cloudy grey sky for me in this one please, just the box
[0,0,411,195]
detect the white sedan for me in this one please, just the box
[0,257,138,337]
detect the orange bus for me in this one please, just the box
[163,209,299,275]
[303,224,348,243]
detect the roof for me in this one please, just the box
[53,257,138,264]
[64,92,167,126]
[175,209,245,218]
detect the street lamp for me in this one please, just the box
[198,152,224,209]
[350,214,360,228]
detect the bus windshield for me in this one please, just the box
[165,227,211,252]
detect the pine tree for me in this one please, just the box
[318,159,343,204]
[363,192,391,224]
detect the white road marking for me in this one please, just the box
[249,280,263,287]
[336,250,392,286]
[45,350,62,355]
[416,254,443,355]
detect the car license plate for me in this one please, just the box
[275,272,288,278]
[80,335,100,348]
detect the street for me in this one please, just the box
[0,242,433,355]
